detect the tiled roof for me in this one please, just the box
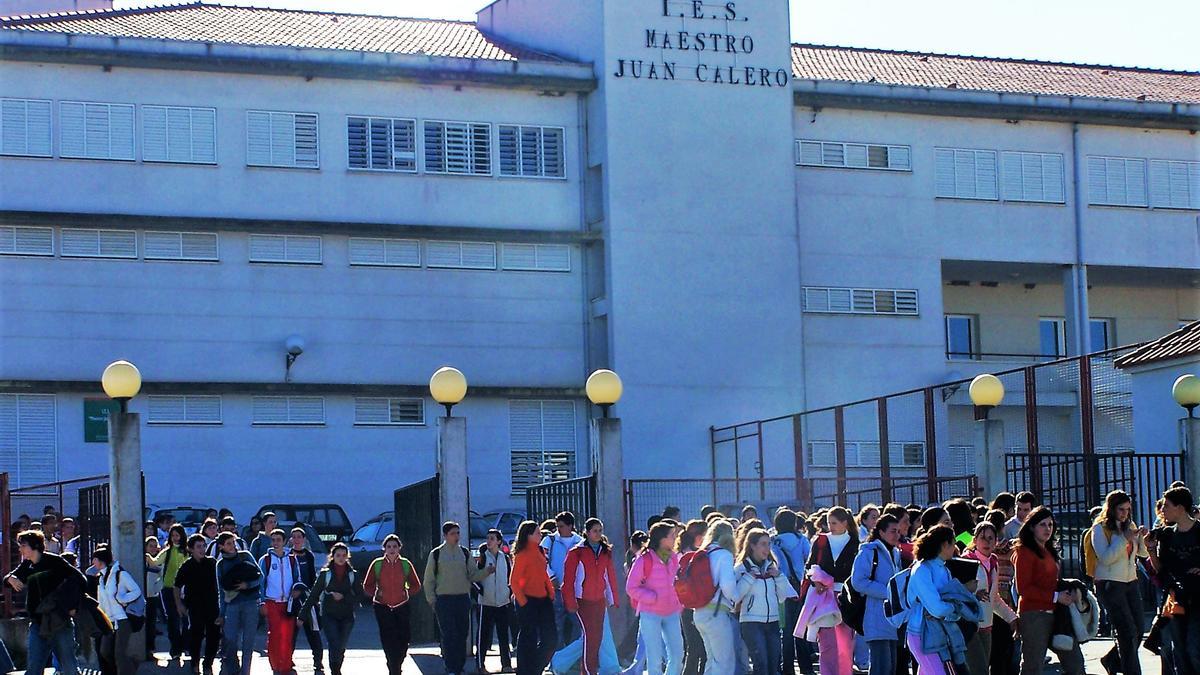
[791,44,1200,105]
[0,1,566,62]
[1115,321,1200,369]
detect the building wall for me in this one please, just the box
[1129,358,1200,456]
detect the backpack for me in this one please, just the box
[1082,527,1102,579]
[111,567,146,632]
[838,547,878,635]
[675,547,718,610]
[883,566,913,629]
[774,537,805,594]
[433,545,471,579]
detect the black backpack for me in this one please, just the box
[838,547,878,635]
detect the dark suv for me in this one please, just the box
[255,503,354,544]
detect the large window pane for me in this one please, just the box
[945,315,976,360]
[1090,319,1112,351]
[1040,318,1065,357]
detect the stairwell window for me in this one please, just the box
[802,287,918,316]
[246,110,319,169]
[935,148,998,200]
[423,120,491,176]
[796,140,911,171]
[354,398,425,426]
[498,125,566,178]
[347,116,416,172]
[252,396,324,425]
[60,101,135,161]
[0,98,52,158]
[142,105,216,164]
[509,400,576,494]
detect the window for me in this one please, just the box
[1001,151,1065,203]
[59,101,135,161]
[354,398,425,426]
[509,400,576,494]
[425,240,497,270]
[0,226,53,256]
[935,148,998,200]
[348,237,420,267]
[795,140,911,171]
[0,394,57,488]
[802,287,918,316]
[498,125,566,178]
[248,234,321,264]
[147,395,222,424]
[1149,160,1200,210]
[500,243,571,272]
[1,98,52,157]
[1090,318,1114,351]
[60,228,137,259]
[944,314,978,360]
[347,116,416,172]
[143,231,219,261]
[142,105,216,164]
[1040,317,1067,357]
[1087,156,1147,207]
[251,396,324,425]
[807,441,925,468]
[423,120,491,176]
[246,111,318,168]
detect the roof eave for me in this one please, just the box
[0,29,597,92]
[791,79,1200,131]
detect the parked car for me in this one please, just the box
[287,521,329,570]
[348,511,394,573]
[468,510,524,552]
[254,503,353,544]
[146,504,214,537]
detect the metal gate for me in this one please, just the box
[77,482,110,565]
[525,475,596,525]
[394,474,440,644]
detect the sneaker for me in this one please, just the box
[1101,651,1120,675]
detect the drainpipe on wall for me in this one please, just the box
[1064,122,1092,357]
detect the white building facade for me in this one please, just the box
[0,0,1197,524]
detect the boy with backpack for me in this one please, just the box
[425,521,494,675]
[476,530,514,673]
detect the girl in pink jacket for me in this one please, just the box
[626,522,684,675]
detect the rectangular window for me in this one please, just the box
[500,243,571,272]
[60,228,137,259]
[348,237,421,267]
[59,101,135,161]
[795,140,911,171]
[142,105,216,164]
[143,231,219,261]
[248,234,321,264]
[1001,151,1065,203]
[807,441,925,468]
[1040,317,1067,358]
[0,98,52,157]
[509,400,576,494]
[147,395,222,424]
[347,116,416,172]
[945,314,978,360]
[1149,160,1200,210]
[425,240,497,270]
[935,148,998,200]
[0,394,57,488]
[423,120,491,176]
[0,226,53,256]
[1090,318,1114,351]
[1087,156,1147,207]
[251,396,324,425]
[246,110,318,168]
[353,397,425,426]
[802,287,918,316]
[498,125,566,178]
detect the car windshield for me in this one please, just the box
[353,521,382,543]
[468,517,491,538]
[158,508,208,525]
[263,506,349,528]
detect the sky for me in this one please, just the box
[111,0,1200,72]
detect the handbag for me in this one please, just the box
[838,547,877,635]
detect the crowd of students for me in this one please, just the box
[3,483,1198,675]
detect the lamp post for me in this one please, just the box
[100,360,146,659]
[1175,374,1200,485]
[429,367,469,536]
[586,368,627,634]
[969,374,1006,498]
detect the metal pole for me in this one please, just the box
[108,412,146,659]
[834,407,847,504]
[756,422,766,501]
[924,389,938,503]
[1025,366,1041,495]
[877,398,892,504]
[792,414,810,509]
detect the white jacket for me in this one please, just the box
[477,550,512,607]
[706,546,738,611]
[1091,524,1148,583]
[734,558,797,623]
[97,563,143,623]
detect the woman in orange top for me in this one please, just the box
[512,520,557,675]
[1013,506,1084,675]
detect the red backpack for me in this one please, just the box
[674,548,717,609]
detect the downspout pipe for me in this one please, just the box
[1069,122,1091,356]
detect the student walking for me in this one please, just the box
[476,530,515,673]
[90,546,144,675]
[302,543,363,675]
[1014,507,1084,675]
[542,512,585,648]
[770,510,811,675]
[1155,486,1200,675]
[512,521,558,675]
[850,514,902,675]
[806,506,859,675]
[677,520,709,675]
[250,512,278,561]
[258,529,302,675]
[627,521,684,675]
[5,530,86,675]
[691,520,739,675]
[143,536,163,661]
[733,528,796,675]
[152,523,190,661]
[564,518,621,675]
[174,534,222,675]
[215,531,263,675]
[289,527,325,673]
[903,525,964,675]
[1088,490,1149,675]
[426,521,493,675]
[363,534,423,675]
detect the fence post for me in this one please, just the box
[0,472,9,618]
[1079,356,1100,506]
[835,407,847,504]
[792,415,811,509]
[924,389,938,502]
[1024,366,1042,496]
[757,422,766,501]
[877,398,892,504]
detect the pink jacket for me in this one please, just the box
[625,550,683,617]
[794,566,841,641]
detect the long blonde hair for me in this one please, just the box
[735,528,776,567]
[700,520,735,553]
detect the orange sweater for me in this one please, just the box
[1013,544,1059,613]
[511,548,555,606]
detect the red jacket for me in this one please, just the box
[562,542,620,612]
[1013,543,1059,612]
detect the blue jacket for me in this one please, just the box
[907,559,983,662]
[850,540,901,642]
[771,532,812,589]
[905,558,954,635]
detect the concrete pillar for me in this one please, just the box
[107,411,145,659]
[1182,417,1200,489]
[437,416,469,531]
[975,418,1006,498]
[590,418,625,563]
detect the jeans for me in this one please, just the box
[682,609,706,675]
[144,595,159,659]
[435,594,471,674]
[693,608,737,675]
[1096,579,1143,675]
[161,587,186,657]
[187,613,221,668]
[220,599,259,675]
[780,599,811,675]
[867,640,896,675]
[554,589,577,650]
[293,611,324,670]
[517,597,557,675]
[0,636,14,675]
[641,612,684,675]
[99,619,136,675]
[478,604,513,670]
[374,603,412,675]
[739,622,780,675]
[1018,610,1084,675]
[991,618,1017,675]
[26,621,78,675]
[1171,610,1200,675]
[321,614,354,675]
[965,630,991,675]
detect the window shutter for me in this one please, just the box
[142,106,216,164]
[501,243,569,272]
[248,234,286,262]
[498,125,519,176]
[389,398,424,424]
[844,143,868,168]
[501,243,537,270]
[808,441,836,467]
[427,241,496,269]
[247,111,317,168]
[1150,160,1200,209]
[61,229,136,259]
[797,141,822,166]
[249,234,320,263]
[148,396,187,422]
[509,400,576,492]
[424,121,491,175]
[353,398,424,425]
[0,394,57,488]
[802,287,829,312]
[349,238,420,267]
[797,140,910,171]
[180,233,218,260]
[354,398,390,424]
[185,396,221,423]
[827,288,852,312]
[0,226,53,256]
[1089,156,1147,207]
[936,148,997,200]
[1002,151,1064,203]
[252,396,289,424]
[802,287,917,316]
[347,117,415,172]
[253,396,323,424]
[1,98,52,157]
[144,232,218,261]
[284,235,322,263]
[499,125,565,178]
[461,242,497,269]
[60,101,134,160]
[246,111,272,166]
[935,148,957,196]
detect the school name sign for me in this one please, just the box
[612,1,791,87]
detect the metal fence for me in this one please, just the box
[525,474,596,526]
